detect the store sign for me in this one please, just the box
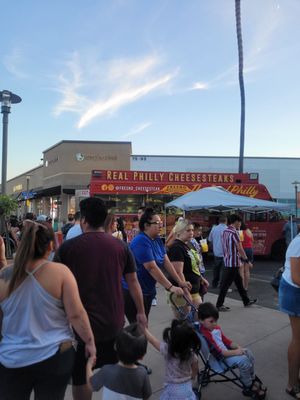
[102,170,239,184]
[75,154,117,162]
[13,184,23,192]
[90,170,268,198]
[75,189,90,197]
[90,181,269,199]
[45,156,59,167]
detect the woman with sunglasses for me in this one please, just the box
[0,220,96,400]
[123,208,191,323]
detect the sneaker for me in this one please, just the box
[151,298,157,306]
[244,299,257,307]
[217,305,231,312]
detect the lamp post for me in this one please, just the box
[0,90,22,194]
[292,181,300,218]
[25,175,31,215]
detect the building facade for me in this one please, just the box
[5,140,300,221]
[131,155,300,206]
[7,140,131,220]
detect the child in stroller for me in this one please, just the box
[198,302,267,399]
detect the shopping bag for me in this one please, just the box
[270,266,284,292]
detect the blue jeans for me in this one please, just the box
[223,348,255,387]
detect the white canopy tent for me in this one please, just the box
[165,186,291,213]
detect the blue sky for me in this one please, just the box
[1,0,299,178]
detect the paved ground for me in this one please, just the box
[62,266,291,400]
[204,257,282,309]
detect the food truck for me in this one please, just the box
[90,169,286,257]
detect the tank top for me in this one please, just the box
[0,261,74,368]
[242,229,253,249]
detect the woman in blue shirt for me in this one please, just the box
[123,208,190,323]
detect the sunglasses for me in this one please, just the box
[148,220,162,225]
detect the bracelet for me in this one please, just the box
[166,284,173,292]
[241,258,249,263]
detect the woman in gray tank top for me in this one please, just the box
[0,220,96,400]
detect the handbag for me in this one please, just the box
[270,266,285,292]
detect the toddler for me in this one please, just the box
[87,323,152,399]
[198,302,266,398]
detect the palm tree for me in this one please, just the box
[235,0,245,173]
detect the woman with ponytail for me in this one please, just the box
[0,220,96,400]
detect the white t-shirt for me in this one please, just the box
[282,234,300,288]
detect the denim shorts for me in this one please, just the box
[279,278,300,317]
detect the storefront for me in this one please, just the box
[7,140,132,221]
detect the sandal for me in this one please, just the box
[286,386,300,399]
[252,376,267,392]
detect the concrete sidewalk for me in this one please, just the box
[65,288,292,400]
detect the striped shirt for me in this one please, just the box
[222,225,240,267]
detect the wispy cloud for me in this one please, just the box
[3,48,29,79]
[77,72,175,129]
[53,52,89,116]
[122,122,152,139]
[53,53,177,128]
[190,82,209,91]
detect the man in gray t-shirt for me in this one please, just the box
[90,364,151,400]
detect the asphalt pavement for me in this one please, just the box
[203,256,282,310]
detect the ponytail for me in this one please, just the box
[8,221,54,295]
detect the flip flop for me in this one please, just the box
[252,376,267,392]
[286,386,300,399]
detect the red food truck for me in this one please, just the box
[90,169,287,258]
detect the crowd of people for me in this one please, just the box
[2,200,299,399]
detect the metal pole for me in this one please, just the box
[25,177,30,214]
[295,184,298,218]
[1,106,10,194]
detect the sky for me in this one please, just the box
[1,0,300,179]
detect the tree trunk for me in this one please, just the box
[235,0,246,173]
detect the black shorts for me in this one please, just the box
[72,339,118,386]
[0,347,75,400]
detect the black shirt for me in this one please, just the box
[168,239,201,294]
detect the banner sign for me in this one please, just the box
[90,170,271,199]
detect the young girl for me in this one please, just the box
[145,319,200,399]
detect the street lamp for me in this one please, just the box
[292,181,300,218]
[25,175,31,214]
[0,90,22,194]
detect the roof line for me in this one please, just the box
[43,140,132,153]
[132,155,300,160]
[7,165,43,182]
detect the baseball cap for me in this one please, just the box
[36,215,52,222]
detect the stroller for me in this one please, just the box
[169,293,267,400]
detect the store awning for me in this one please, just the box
[35,185,61,197]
